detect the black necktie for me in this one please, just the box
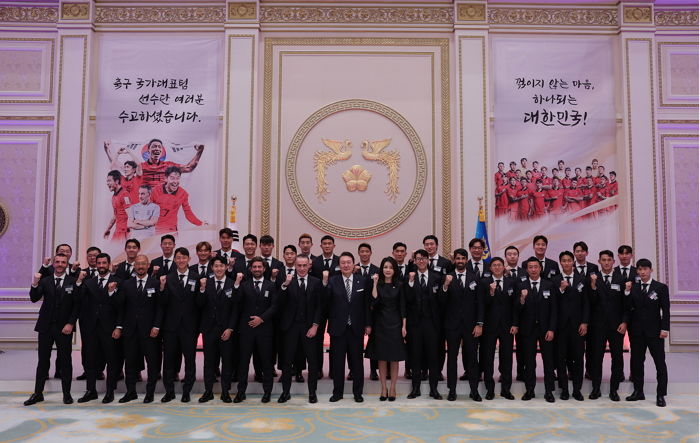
[200,265,206,277]
[222,252,228,262]
[254,280,261,294]
[495,279,501,291]
[163,259,170,271]
[399,265,405,277]
[642,283,648,294]
[457,273,464,288]
[622,268,628,280]
[474,263,480,276]
[604,275,611,287]
[362,266,368,276]
[578,265,585,274]
[511,269,517,278]
[99,277,105,289]
[137,279,144,293]
[430,258,436,269]
[565,276,571,286]
[531,281,538,293]
[246,259,252,268]
[299,277,306,293]
[324,259,330,270]
[216,280,223,293]
[420,274,426,288]
[126,263,132,275]
[55,277,62,288]
[178,274,185,287]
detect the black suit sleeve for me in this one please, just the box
[660,284,671,331]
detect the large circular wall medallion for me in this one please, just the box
[287,99,427,238]
[0,201,9,238]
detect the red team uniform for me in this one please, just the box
[111,187,131,241]
[141,160,183,188]
[517,187,530,220]
[121,175,142,202]
[565,187,583,212]
[506,186,520,220]
[547,187,566,215]
[151,184,203,234]
[495,183,509,216]
[530,189,547,218]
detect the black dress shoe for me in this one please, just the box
[609,391,620,402]
[572,391,584,401]
[501,390,515,400]
[309,393,318,403]
[233,392,246,403]
[626,391,645,401]
[429,389,442,400]
[470,391,482,402]
[102,391,115,404]
[24,393,44,406]
[589,388,601,400]
[370,371,379,381]
[388,395,396,402]
[76,373,87,381]
[329,394,343,402]
[97,372,105,380]
[161,392,175,403]
[404,370,412,379]
[447,390,456,401]
[181,392,190,403]
[78,391,98,403]
[295,373,305,383]
[407,388,421,399]
[119,391,138,403]
[261,392,271,403]
[143,393,154,403]
[485,390,495,400]
[221,392,232,403]
[560,390,570,400]
[198,390,214,403]
[354,395,364,403]
[459,372,469,381]
[379,391,387,402]
[656,396,666,407]
[522,390,535,401]
[278,392,290,403]
[63,393,73,404]
[544,392,555,403]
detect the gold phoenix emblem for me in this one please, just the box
[342,165,372,192]
[314,139,352,201]
[361,138,400,202]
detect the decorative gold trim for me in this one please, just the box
[61,2,90,20]
[622,6,652,24]
[656,42,699,109]
[0,200,9,238]
[95,6,225,23]
[456,3,486,22]
[488,7,618,26]
[657,119,699,124]
[285,99,427,238]
[0,5,58,23]
[0,116,54,121]
[654,9,698,27]
[259,6,453,24]
[0,38,55,104]
[228,2,256,20]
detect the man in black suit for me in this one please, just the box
[158,247,199,403]
[260,235,285,280]
[191,241,214,279]
[517,257,557,402]
[311,235,340,378]
[552,251,589,401]
[233,257,278,403]
[118,254,163,403]
[573,241,598,381]
[277,254,324,403]
[462,238,489,382]
[355,242,380,380]
[405,249,443,400]
[76,253,122,404]
[589,250,627,401]
[423,235,449,381]
[24,254,80,406]
[279,245,307,383]
[75,246,101,382]
[479,257,519,400]
[114,238,140,280]
[615,244,638,283]
[625,259,670,407]
[38,244,81,279]
[149,234,177,277]
[505,245,527,381]
[229,233,258,278]
[298,233,315,260]
[392,241,415,379]
[439,248,484,402]
[214,227,245,264]
[522,235,560,281]
[196,256,237,403]
[326,251,369,402]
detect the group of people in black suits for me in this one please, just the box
[24,230,670,408]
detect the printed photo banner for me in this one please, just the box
[93,35,223,260]
[491,36,620,259]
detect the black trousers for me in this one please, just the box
[35,327,72,394]
[590,324,624,392]
[162,329,197,394]
[521,328,555,393]
[124,331,161,394]
[480,329,514,392]
[280,323,318,394]
[630,334,667,396]
[446,327,479,392]
[83,326,120,393]
[202,328,233,392]
[238,332,274,394]
[409,322,440,390]
[515,333,526,377]
[557,324,585,392]
[330,325,364,396]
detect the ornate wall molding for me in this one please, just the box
[655,9,699,27]
[623,6,653,24]
[457,4,486,22]
[61,2,90,21]
[488,7,618,27]
[0,6,58,23]
[259,6,453,24]
[94,6,226,23]
[228,2,256,20]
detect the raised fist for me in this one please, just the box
[111,263,118,274]
[107,281,117,292]
[625,281,632,291]
[560,279,569,291]
[371,273,379,284]
[77,270,87,283]
[227,256,236,269]
[159,275,167,290]
[322,270,329,280]
[152,265,161,276]
[199,278,207,290]
[235,273,244,284]
[590,273,598,283]
[284,273,294,286]
[271,268,279,279]
[444,275,453,286]
[43,257,51,266]
[408,272,416,282]
[489,281,497,295]
[71,262,81,272]
[33,273,42,286]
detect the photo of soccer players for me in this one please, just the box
[494,157,618,222]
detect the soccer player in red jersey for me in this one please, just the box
[506,177,521,221]
[565,179,584,213]
[506,161,518,180]
[546,177,566,216]
[151,166,207,234]
[495,176,509,217]
[104,170,131,241]
[517,178,531,220]
[531,161,542,181]
[139,139,204,188]
[495,162,507,186]
[562,167,573,189]
[539,166,552,189]
[530,180,547,219]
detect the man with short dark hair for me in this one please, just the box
[149,235,176,277]
[115,238,141,280]
[298,234,315,260]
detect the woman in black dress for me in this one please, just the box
[367,257,407,401]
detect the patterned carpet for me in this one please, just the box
[1,392,697,442]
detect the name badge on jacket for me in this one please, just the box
[65,286,73,294]
[648,291,658,300]
[577,282,584,292]
[483,272,491,278]
[543,290,551,299]
[469,281,477,290]
[507,288,513,296]
[610,283,620,291]
[146,288,155,297]
[264,290,269,298]
[225,289,233,298]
